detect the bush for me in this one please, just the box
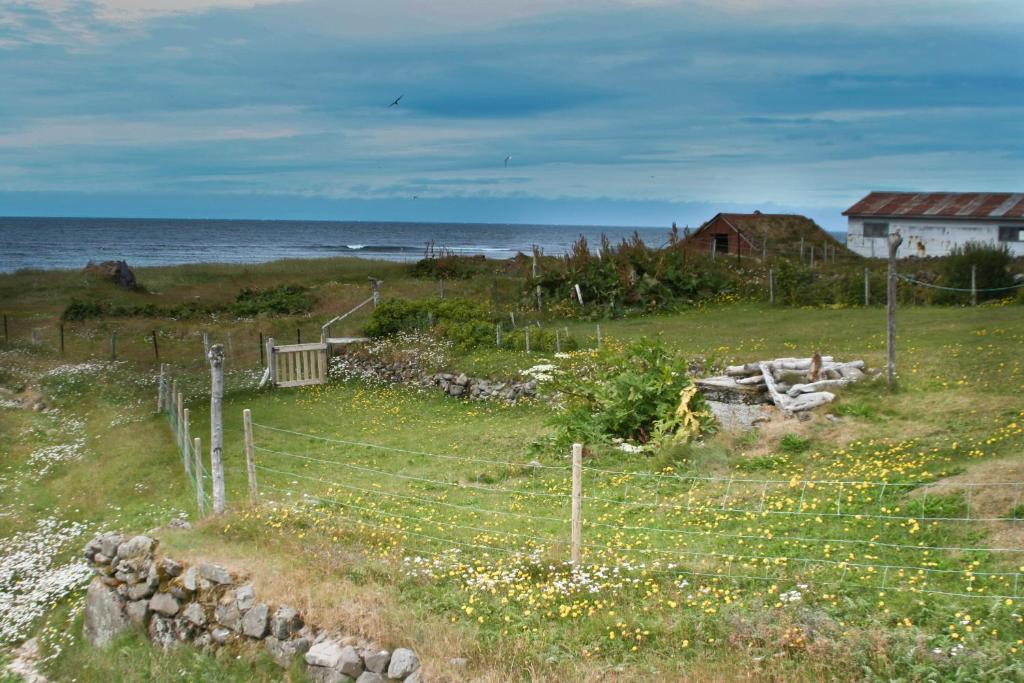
[231,285,316,316]
[940,242,1014,303]
[548,339,713,448]
[62,298,107,321]
[501,327,580,353]
[365,297,493,338]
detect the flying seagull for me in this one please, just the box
[504,155,512,167]
[389,94,403,107]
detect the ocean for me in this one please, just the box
[0,216,673,273]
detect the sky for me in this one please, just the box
[1,0,1022,231]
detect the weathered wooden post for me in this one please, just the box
[536,285,542,312]
[110,331,117,361]
[768,268,775,304]
[176,391,184,453]
[157,364,166,412]
[258,332,264,367]
[151,329,159,362]
[886,232,903,389]
[208,344,226,514]
[971,265,978,307]
[439,278,445,300]
[31,328,40,346]
[59,324,65,355]
[596,324,601,348]
[202,332,209,356]
[571,443,583,565]
[864,267,870,306]
[243,408,257,505]
[574,284,584,305]
[370,278,382,307]
[495,323,502,349]
[800,236,805,262]
[171,380,179,428]
[509,311,516,328]
[296,328,301,344]
[266,337,276,388]
[525,326,531,353]
[2,314,7,343]
[810,246,815,268]
[193,437,205,517]
[182,408,193,480]
[555,329,561,354]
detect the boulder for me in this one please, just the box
[306,666,352,683]
[84,260,138,290]
[116,535,156,561]
[98,533,125,559]
[125,599,150,626]
[83,577,130,647]
[182,602,207,627]
[265,635,311,667]
[149,592,180,617]
[210,626,232,644]
[336,645,364,678]
[235,583,256,611]
[362,649,390,674]
[306,639,345,668]
[199,562,234,585]
[215,602,242,631]
[160,558,183,578]
[271,606,304,639]
[241,603,270,638]
[387,648,420,679]
[356,674,385,683]
[181,566,200,592]
[127,582,155,601]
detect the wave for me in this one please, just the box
[307,244,424,253]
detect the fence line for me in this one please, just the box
[898,273,1024,293]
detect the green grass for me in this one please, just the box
[3,261,1024,680]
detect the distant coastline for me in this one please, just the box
[0,216,846,273]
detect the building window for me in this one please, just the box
[714,234,730,254]
[863,222,889,238]
[998,226,1022,242]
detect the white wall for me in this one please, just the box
[846,217,1024,258]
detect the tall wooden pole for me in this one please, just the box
[571,443,583,565]
[243,408,257,505]
[864,267,870,306]
[157,364,166,413]
[971,265,978,306]
[266,337,276,388]
[59,324,65,355]
[886,232,903,389]
[151,329,159,362]
[259,332,264,366]
[110,331,117,361]
[208,344,226,513]
[768,268,775,304]
[182,408,193,480]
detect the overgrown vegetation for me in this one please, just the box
[61,285,317,321]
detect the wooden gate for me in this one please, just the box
[263,340,328,388]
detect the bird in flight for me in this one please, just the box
[504,155,512,167]
[389,95,403,107]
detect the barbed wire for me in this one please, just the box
[897,273,1024,293]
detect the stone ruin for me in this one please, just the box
[83,532,424,682]
[697,353,871,418]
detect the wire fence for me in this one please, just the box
[218,417,1024,602]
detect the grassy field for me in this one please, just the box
[2,257,1024,681]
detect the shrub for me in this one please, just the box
[548,339,713,448]
[62,299,107,321]
[231,285,316,316]
[939,242,1014,303]
[365,297,493,338]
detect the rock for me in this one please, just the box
[306,639,345,668]
[356,673,385,683]
[93,552,111,566]
[182,602,207,627]
[149,592,180,617]
[271,606,304,639]
[265,635,310,667]
[83,577,130,647]
[194,632,213,649]
[125,599,150,626]
[306,666,352,683]
[235,583,256,611]
[448,384,465,397]
[215,602,242,631]
[98,533,125,558]
[127,581,155,601]
[387,648,420,679]
[455,373,469,386]
[210,626,232,644]
[84,259,138,290]
[449,657,468,667]
[336,645,364,678]
[362,649,390,674]
[160,558,183,577]
[241,603,270,638]
[405,671,422,683]
[173,616,198,641]
[181,566,200,592]
[166,518,192,530]
[199,562,233,585]
[147,615,176,649]
[116,535,156,561]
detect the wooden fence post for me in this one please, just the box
[176,391,184,453]
[439,278,445,300]
[971,265,977,306]
[495,323,502,349]
[525,326,531,353]
[110,331,117,361]
[157,364,166,412]
[266,337,276,388]
[259,332,264,367]
[208,344,226,514]
[769,268,775,304]
[2,314,6,343]
[555,329,561,354]
[151,329,159,362]
[182,408,193,480]
[800,236,805,262]
[864,268,870,306]
[509,311,516,328]
[59,324,65,355]
[296,328,301,344]
[886,232,903,389]
[574,284,584,305]
[171,380,179,427]
[596,324,601,348]
[571,443,583,565]
[243,409,257,505]
[194,437,205,517]
[202,332,210,356]
[536,285,542,312]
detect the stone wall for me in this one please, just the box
[83,532,423,683]
[330,353,538,401]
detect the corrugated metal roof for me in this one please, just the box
[844,192,1024,220]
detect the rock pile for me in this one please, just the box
[83,260,138,290]
[83,532,424,682]
[697,355,871,413]
[427,372,538,401]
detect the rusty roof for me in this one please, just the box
[843,192,1024,220]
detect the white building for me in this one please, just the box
[844,191,1024,258]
